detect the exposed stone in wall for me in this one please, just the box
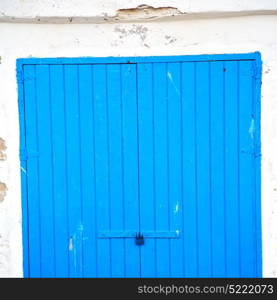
[0,182,7,203]
[0,138,7,161]
[113,5,183,21]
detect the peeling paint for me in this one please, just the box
[0,138,7,161]
[0,182,7,203]
[68,224,84,271]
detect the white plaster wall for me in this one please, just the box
[0,12,277,277]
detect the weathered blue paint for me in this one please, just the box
[17,53,262,278]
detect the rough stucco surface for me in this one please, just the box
[0,4,277,278]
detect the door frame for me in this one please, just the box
[16,52,262,278]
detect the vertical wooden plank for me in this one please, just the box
[210,61,226,277]
[195,62,212,277]
[153,63,170,277]
[121,64,140,277]
[137,63,156,277]
[239,60,256,277]
[23,65,41,277]
[182,62,198,277]
[93,64,111,277]
[64,65,83,277]
[166,62,183,277]
[35,65,55,277]
[106,64,125,277]
[49,65,69,277]
[224,61,240,277]
[78,65,97,277]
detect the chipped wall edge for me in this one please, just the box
[0,8,277,24]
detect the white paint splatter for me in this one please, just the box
[249,118,255,139]
[174,203,179,214]
[20,166,27,174]
[167,71,180,96]
[69,237,73,251]
[176,230,180,236]
[77,223,84,231]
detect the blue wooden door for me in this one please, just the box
[17,53,262,278]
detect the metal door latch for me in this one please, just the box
[135,233,144,246]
